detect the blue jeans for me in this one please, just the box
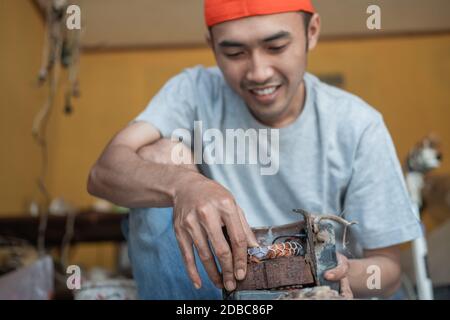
[122,207,222,300]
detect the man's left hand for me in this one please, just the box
[324,253,353,298]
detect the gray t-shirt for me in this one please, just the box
[135,65,422,252]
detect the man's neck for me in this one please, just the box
[260,80,306,128]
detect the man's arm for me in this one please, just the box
[87,121,195,208]
[87,121,257,291]
[349,245,402,298]
[325,245,402,298]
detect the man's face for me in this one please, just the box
[210,12,311,126]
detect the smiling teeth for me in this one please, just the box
[253,86,277,96]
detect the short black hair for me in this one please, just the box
[300,11,313,51]
[301,11,313,36]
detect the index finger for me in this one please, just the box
[221,204,248,281]
[202,218,236,291]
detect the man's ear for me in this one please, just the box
[307,13,321,51]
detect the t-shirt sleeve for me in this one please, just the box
[343,115,423,249]
[134,68,199,138]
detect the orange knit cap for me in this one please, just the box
[204,0,315,27]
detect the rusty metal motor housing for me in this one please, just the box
[224,209,340,300]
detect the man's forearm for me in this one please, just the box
[87,143,201,208]
[347,255,401,298]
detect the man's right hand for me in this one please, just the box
[173,172,258,292]
[88,120,258,291]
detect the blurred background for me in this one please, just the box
[0,0,449,299]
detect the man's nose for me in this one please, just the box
[246,52,274,85]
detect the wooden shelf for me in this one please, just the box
[0,211,127,246]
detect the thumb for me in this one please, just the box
[237,206,259,247]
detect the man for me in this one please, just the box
[88,0,421,299]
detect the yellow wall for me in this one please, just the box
[1,1,449,268]
[0,0,117,270]
[0,0,45,214]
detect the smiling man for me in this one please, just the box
[211,14,311,128]
[87,0,422,299]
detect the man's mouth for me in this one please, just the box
[248,85,282,104]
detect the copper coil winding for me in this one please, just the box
[247,241,304,263]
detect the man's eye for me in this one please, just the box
[225,52,244,58]
[269,45,287,52]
